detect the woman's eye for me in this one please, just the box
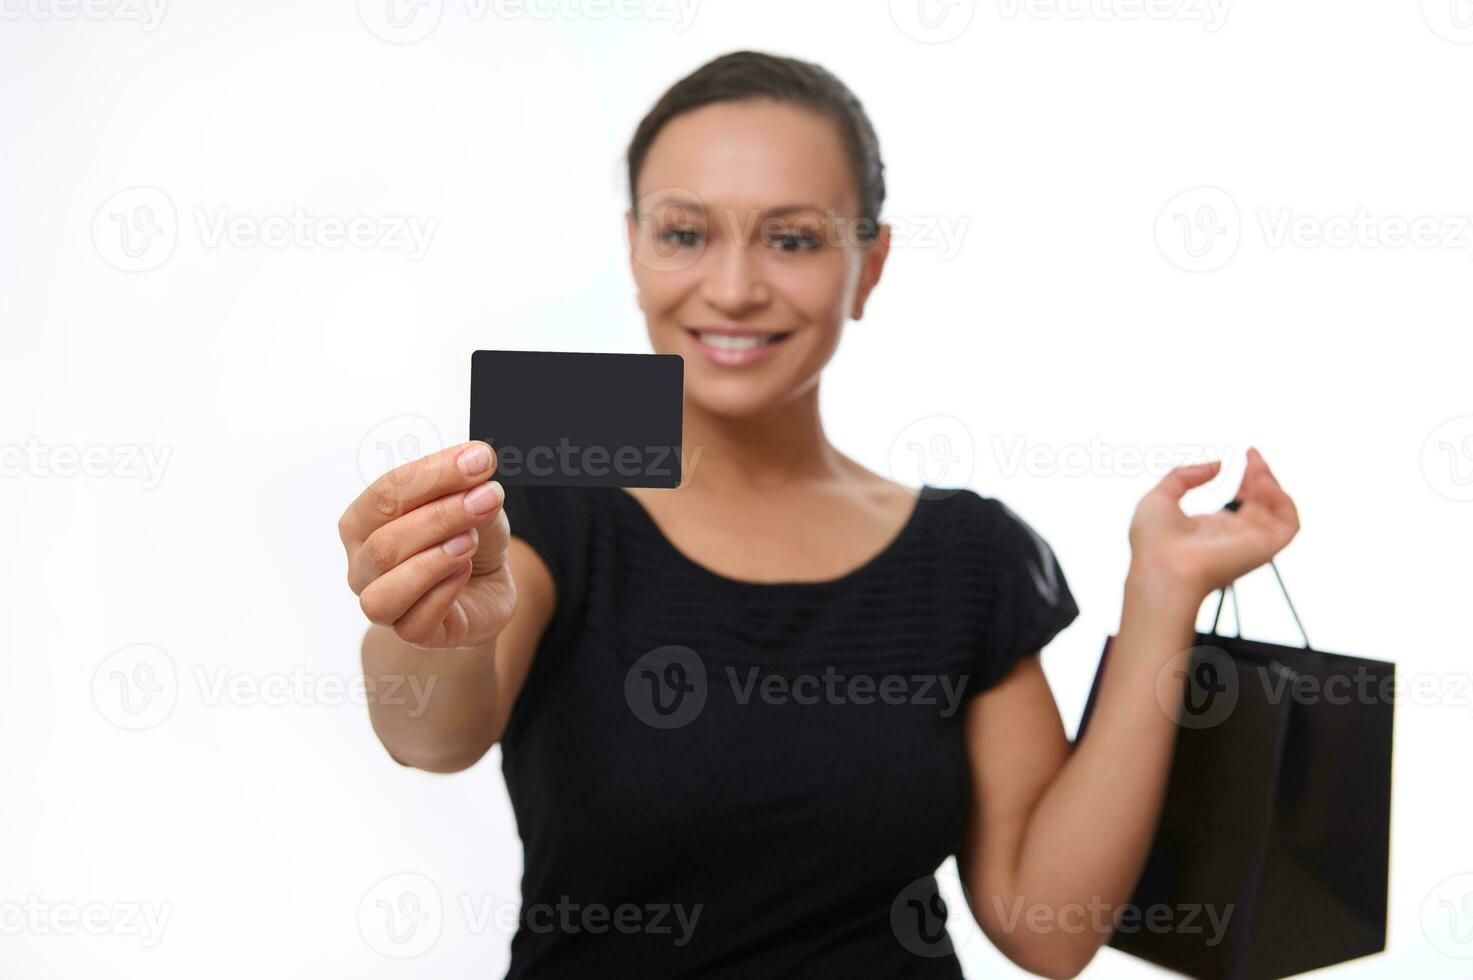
[771,232,823,252]
[659,227,703,248]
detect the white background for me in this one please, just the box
[3,0,1472,976]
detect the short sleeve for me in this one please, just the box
[972,497,1080,692]
[498,483,592,623]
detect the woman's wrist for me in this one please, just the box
[1122,561,1206,632]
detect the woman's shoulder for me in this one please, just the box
[919,486,1068,576]
[922,484,1043,528]
[837,462,1029,553]
[918,484,1004,529]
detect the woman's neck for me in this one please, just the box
[679,386,850,494]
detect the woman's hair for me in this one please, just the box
[626,50,886,243]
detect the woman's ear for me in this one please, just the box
[851,223,892,320]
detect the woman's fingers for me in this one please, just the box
[338,441,496,549]
[1190,449,1300,587]
[392,561,476,648]
[1132,459,1223,543]
[1247,448,1300,530]
[348,479,505,594]
[1231,448,1300,538]
[1131,448,1302,595]
[1150,458,1223,504]
[357,530,479,628]
[339,435,515,648]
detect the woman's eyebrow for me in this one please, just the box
[640,198,828,220]
[641,195,707,214]
[762,204,827,218]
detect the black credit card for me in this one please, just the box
[469,350,684,488]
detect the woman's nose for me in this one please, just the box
[701,234,771,314]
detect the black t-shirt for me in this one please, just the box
[497,484,1079,978]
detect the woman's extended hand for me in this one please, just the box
[338,441,517,649]
[1128,447,1301,602]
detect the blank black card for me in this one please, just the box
[469,350,684,488]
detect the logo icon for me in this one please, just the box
[1155,186,1240,273]
[631,187,709,274]
[1421,415,1473,502]
[1423,0,1473,43]
[358,415,445,488]
[92,187,177,273]
[1156,644,1238,729]
[891,868,979,957]
[1422,873,1473,958]
[889,0,976,43]
[92,644,178,730]
[888,415,974,498]
[357,0,443,43]
[624,645,706,729]
[358,872,443,958]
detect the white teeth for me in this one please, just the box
[698,332,772,351]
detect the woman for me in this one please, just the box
[337,51,1299,978]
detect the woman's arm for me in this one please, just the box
[339,442,555,772]
[360,538,553,772]
[958,580,1197,978]
[958,449,1300,978]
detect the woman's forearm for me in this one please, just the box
[1004,570,1203,969]
[361,625,503,772]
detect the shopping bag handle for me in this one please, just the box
[1207,498,1312,650]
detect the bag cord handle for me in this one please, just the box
[1207,498,1312,650]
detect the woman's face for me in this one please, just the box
[627,99,890,419]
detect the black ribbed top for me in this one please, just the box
[497,484,1078,979]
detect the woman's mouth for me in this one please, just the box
[684,327,794,367]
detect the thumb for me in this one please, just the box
[469,482,510,576]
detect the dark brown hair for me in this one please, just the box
[626,50,886,243]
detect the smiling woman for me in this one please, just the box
[623,57,886,416]
[339,49,1302,979]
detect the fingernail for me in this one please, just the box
[442,530,477,556]
[458,443,492,476]
[464,481,503,517]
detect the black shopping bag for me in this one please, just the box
[1076,559,1393,980]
